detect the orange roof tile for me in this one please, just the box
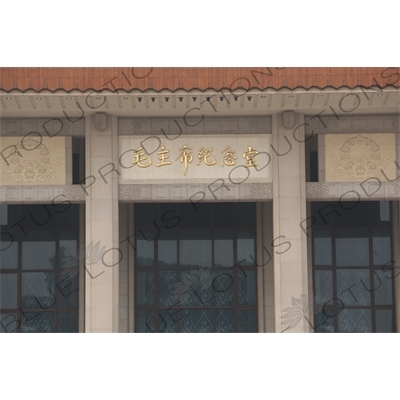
[0,67,399,92]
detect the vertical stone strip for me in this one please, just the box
[272,113,310,332]
[85,114,119,332]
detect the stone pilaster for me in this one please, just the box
[85,114,119,333]
[272,112,310,332]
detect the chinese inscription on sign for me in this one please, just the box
[132,144,260,175]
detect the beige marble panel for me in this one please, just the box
[118,134,272,184]
[0,136,70,185]
[324,133,396,182]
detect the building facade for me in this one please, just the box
[0,67,399,333]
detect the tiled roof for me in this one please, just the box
[0,67,399,92]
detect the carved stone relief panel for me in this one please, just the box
[324,133,397,182]
[0,136,71,185]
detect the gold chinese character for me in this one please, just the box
[176,145,193,175]
[156,146,171,167]
[243,146,259,167]
[197,147,217,166]
[221,146,237,166]
[132,147,152,168]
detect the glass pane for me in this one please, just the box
[158,231,177,267]
[22,205,56,230]
[136,310,155,333]
[22,233,56,270]
[158,270,178,307]
[180,269,214,306]
[374,270,394,305]
[338,309,372,333]
[373,231,391,267]
[375,310,395,333]
[237,231,255,266]
[178,203,213,229]
[0,205,19,229]
[181,309,213,333]
[59,312,78,333]
[214,270,234,306]
[337,269,370,306]
[214,203,233,228]
[238,269,256,305]
[0,236,18,269]
[136,271,155,306]
[57,270,79,309]
[21,272,55,309]
[21,312,55,333]
[135,204,154,229]
[59,233,79,268]
[311,202,336,226]
[0,313,18,333]
[371,201,391,225]
[0,273,18,309]
[236,203,255,228]
[335,230,369,266]
[214,231,233,268]
[179,231,212,268]
[335,202,368,227]
[216,309,235,332]
[136,236,154,267]
[313,230,332,265]
[314,270,333,306]
[57,204,79,229]
[158,309,178,333]
[238,309,257,333]
[314,310,335,333]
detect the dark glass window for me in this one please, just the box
[311,201,395,333]
[0,204,80,333]
[135,203,258,333]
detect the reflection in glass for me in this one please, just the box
[0,237,18,269]
[0,313,18,333]
[158,232,177,267]
[21,312,55,333]
[338,309,372,333]
[313,230,332,265]
[373,231,391,266]
[0,274,18,309]
[136,238,154,267]
[214,270,234,306]
[136,311,155,333]
[59,233,79,268]
[314,270,333,306]
[180,231,211,267]
[181,309,213,333]
[238,309,257,332]
[374,270,393,305]
[335,230,369,266]
[238,270,256,305]
[214,231,233,267]
[136,271,155,306]
[337,269,370,306]
[22,233,56,270]
[216,309,235,332]
[21,272,55,309]
[59,312,78,333]
[237,231,255,266]
[375,310,394,333]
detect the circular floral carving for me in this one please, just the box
[1,138,60,183]
[330,135,390,180]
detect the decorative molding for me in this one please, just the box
[119,116,272,136]
[306,182,400,200]
[305,114,400,134]
[119,182,273,202]
[0,185,85,203]
[0,118,85,137]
